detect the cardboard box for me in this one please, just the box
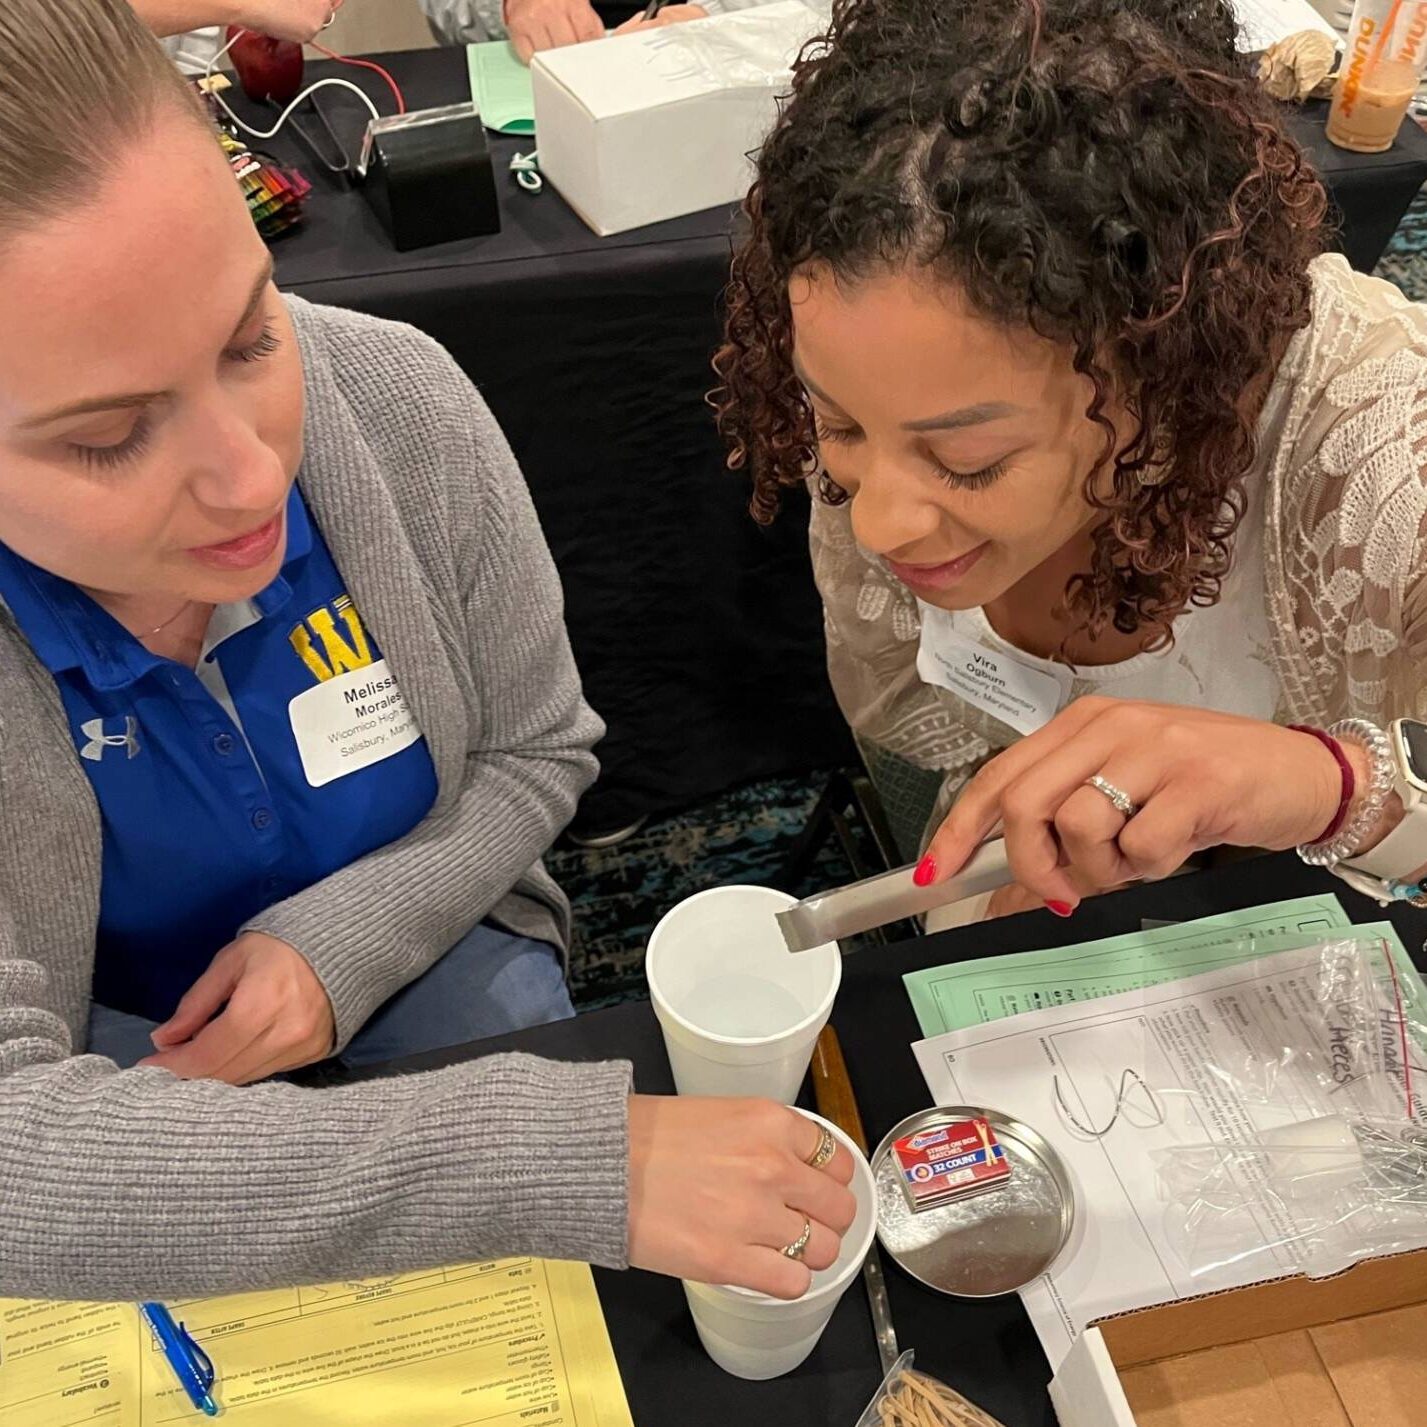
[529,1,828,235]
[1049,1248,1427,1426]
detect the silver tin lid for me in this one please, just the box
[872,1105,1075,1298]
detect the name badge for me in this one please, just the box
[289,658,422,787]
[917,606,1071,737]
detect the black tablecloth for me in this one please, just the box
[265,51,1427,831]
[369,853,1427,1427]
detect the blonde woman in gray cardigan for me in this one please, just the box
[0,0,854,1303]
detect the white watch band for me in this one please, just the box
[1343,798,1427,880]
[1343,719,1427,882]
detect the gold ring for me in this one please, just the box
[781,1218,812,1261]
[804,1124,837,1171]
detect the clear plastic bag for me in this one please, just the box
[853,1351,1006,1427]
[1152,934,1427,1282]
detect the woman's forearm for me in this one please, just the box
[127,0,238,38]
[0,919,631,1300]
[245,736,598,1050]
[0,1044,631,1301]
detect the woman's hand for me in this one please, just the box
[230,0,343,43]
[921,698,1346,912]
[982,881,1068,920]
[138,932,336,1084]
[612,5,708,35]
[506,0,604,64]
[627,1095,857,1298]
[981,863,1128,920]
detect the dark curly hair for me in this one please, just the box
[713,0,1327,648]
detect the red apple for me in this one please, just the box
[226,26,305,106]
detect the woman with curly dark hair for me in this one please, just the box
[717,0,1427,919]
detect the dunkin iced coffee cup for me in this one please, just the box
[1328,0,1427,153]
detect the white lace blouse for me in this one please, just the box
[810,255,1427,826]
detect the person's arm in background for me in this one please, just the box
[417,0,602,62]
[422,0,829,63]
[130,0,338,42]
[504,0,602,63]
[614,0,831,35]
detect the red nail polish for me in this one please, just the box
[913,855,937,887]
[1046,900,1074,918]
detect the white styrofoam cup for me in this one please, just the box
[646,884,840,1103]
[682,1111,877,1379]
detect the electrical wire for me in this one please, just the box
[309,41,406,114]
[202,30,381,141]
[509,151,542,193]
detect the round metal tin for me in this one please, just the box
[872,1105,1075,1298]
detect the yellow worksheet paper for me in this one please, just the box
[0,1257,634,1427]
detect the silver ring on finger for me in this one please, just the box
[804,1125,836,1171]
[780,1217,812,1261]
[1085,774,1139,820]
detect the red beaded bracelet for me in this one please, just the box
[1289,724,1355,846]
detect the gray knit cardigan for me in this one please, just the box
[0,297,632,1301]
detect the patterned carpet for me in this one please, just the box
[550,772,859,1010]
[554,203,1427,1012]
[1374,190,1427,298]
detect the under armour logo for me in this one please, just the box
[79,717,141,762]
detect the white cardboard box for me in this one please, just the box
[530,1,828,235]
[1048,1248,1427,1426]
[1048,1325,1145,1427]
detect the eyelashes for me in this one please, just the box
[928,456,1009,491]
[66,322,283,472]
[70,412,154,472]
[226,322,282,365]
[814,418,1009,492]
[813,418,856,446]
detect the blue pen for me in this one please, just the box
[139,1302,220,1417]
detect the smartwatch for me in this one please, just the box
[1343,717,1427,882]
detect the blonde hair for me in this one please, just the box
[0,0,204,238]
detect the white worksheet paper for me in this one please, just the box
[911,944,1423,1368]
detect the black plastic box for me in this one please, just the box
[360,102,500,251]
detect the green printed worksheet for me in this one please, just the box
[902,894,1399,1036]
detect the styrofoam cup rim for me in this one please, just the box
[646,885,841,1049]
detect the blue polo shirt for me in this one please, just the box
[0,486,439,1022]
